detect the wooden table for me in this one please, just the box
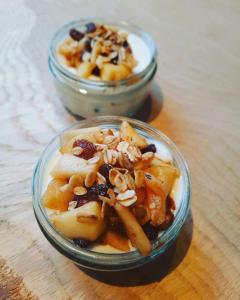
[1,0,240,299]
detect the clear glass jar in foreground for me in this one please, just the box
[32,116,191,271]
[48,19,158,118]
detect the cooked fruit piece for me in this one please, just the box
[60,127,102,153]
[145,165,178,226]
[114,202,151,256]
[76,62,95,78]
[120,121,148,149]
[103,230,130,252]
[43,179,73,211]
[101,63,131,81]
[51,153,98,179]
[51,202,105,240]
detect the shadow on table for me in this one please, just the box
[81,211,193,287]
[132,83,164,122]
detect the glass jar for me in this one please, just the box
[32,116,191,271]
[48,19,157,118]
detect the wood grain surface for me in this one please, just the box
[0,0,240,299]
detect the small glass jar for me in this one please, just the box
[32,116,191,271]
[48,19,157,118]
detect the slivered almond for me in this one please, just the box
[69,174,83,188]
[74,186,87,196]
[84,171,96,187]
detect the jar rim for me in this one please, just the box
[32,116,191,270]
[48,18,158,88]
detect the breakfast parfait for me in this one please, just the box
[57,22,138,81]
[43,121,180,256]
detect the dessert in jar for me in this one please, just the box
[48,19,157,118]
[43,121,182,256]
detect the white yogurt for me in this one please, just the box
[42,136,183,254]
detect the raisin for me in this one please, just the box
[92,66,100,77]
[99,163,112,179]
[84,39,92,52]
[69,28,84,41]
[141,144,157,154]
[86,22,96,33]
[73,139,97,160]
[123,40,129,48]
[73,239,89,248]
[143,223,159,241]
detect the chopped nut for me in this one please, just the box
[72,146,83,156]
[69,174,83,187]
[84,171,96,187]
[104,135,116,144]
[118,152,132,169]
[74,186,87,196]
[59,183,72,193]
[104,149,118,165]
[99,195,115,206]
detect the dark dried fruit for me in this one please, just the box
[73,139,97,160]
[86,22,96,33]
[142,223,159,241]
[99,163,112,179]
[141,144,157,154]
[89,184,110,198]
[166,195,176,211]
[69,28,84,41]
[73,238,89,248]
[123,40,129,48]
[84,39,92,52]
[92,66,100,77]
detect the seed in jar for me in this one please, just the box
[69,28,84,41]
[73,139,97,160]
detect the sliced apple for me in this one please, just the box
[144,165,179,226]
[43,179,73,211]
[51,153,98,179]
[60,127,102,154]
[114,202,151,256]
[120,121,148,149]
[51,202,105,240]
[103,230,130,252]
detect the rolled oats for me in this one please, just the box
[120,196,137,207]
[72,146,83,156]
[125,173,135,190]
[73,186,87,196]
[116,189,136,201]
[84,171,97,187]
